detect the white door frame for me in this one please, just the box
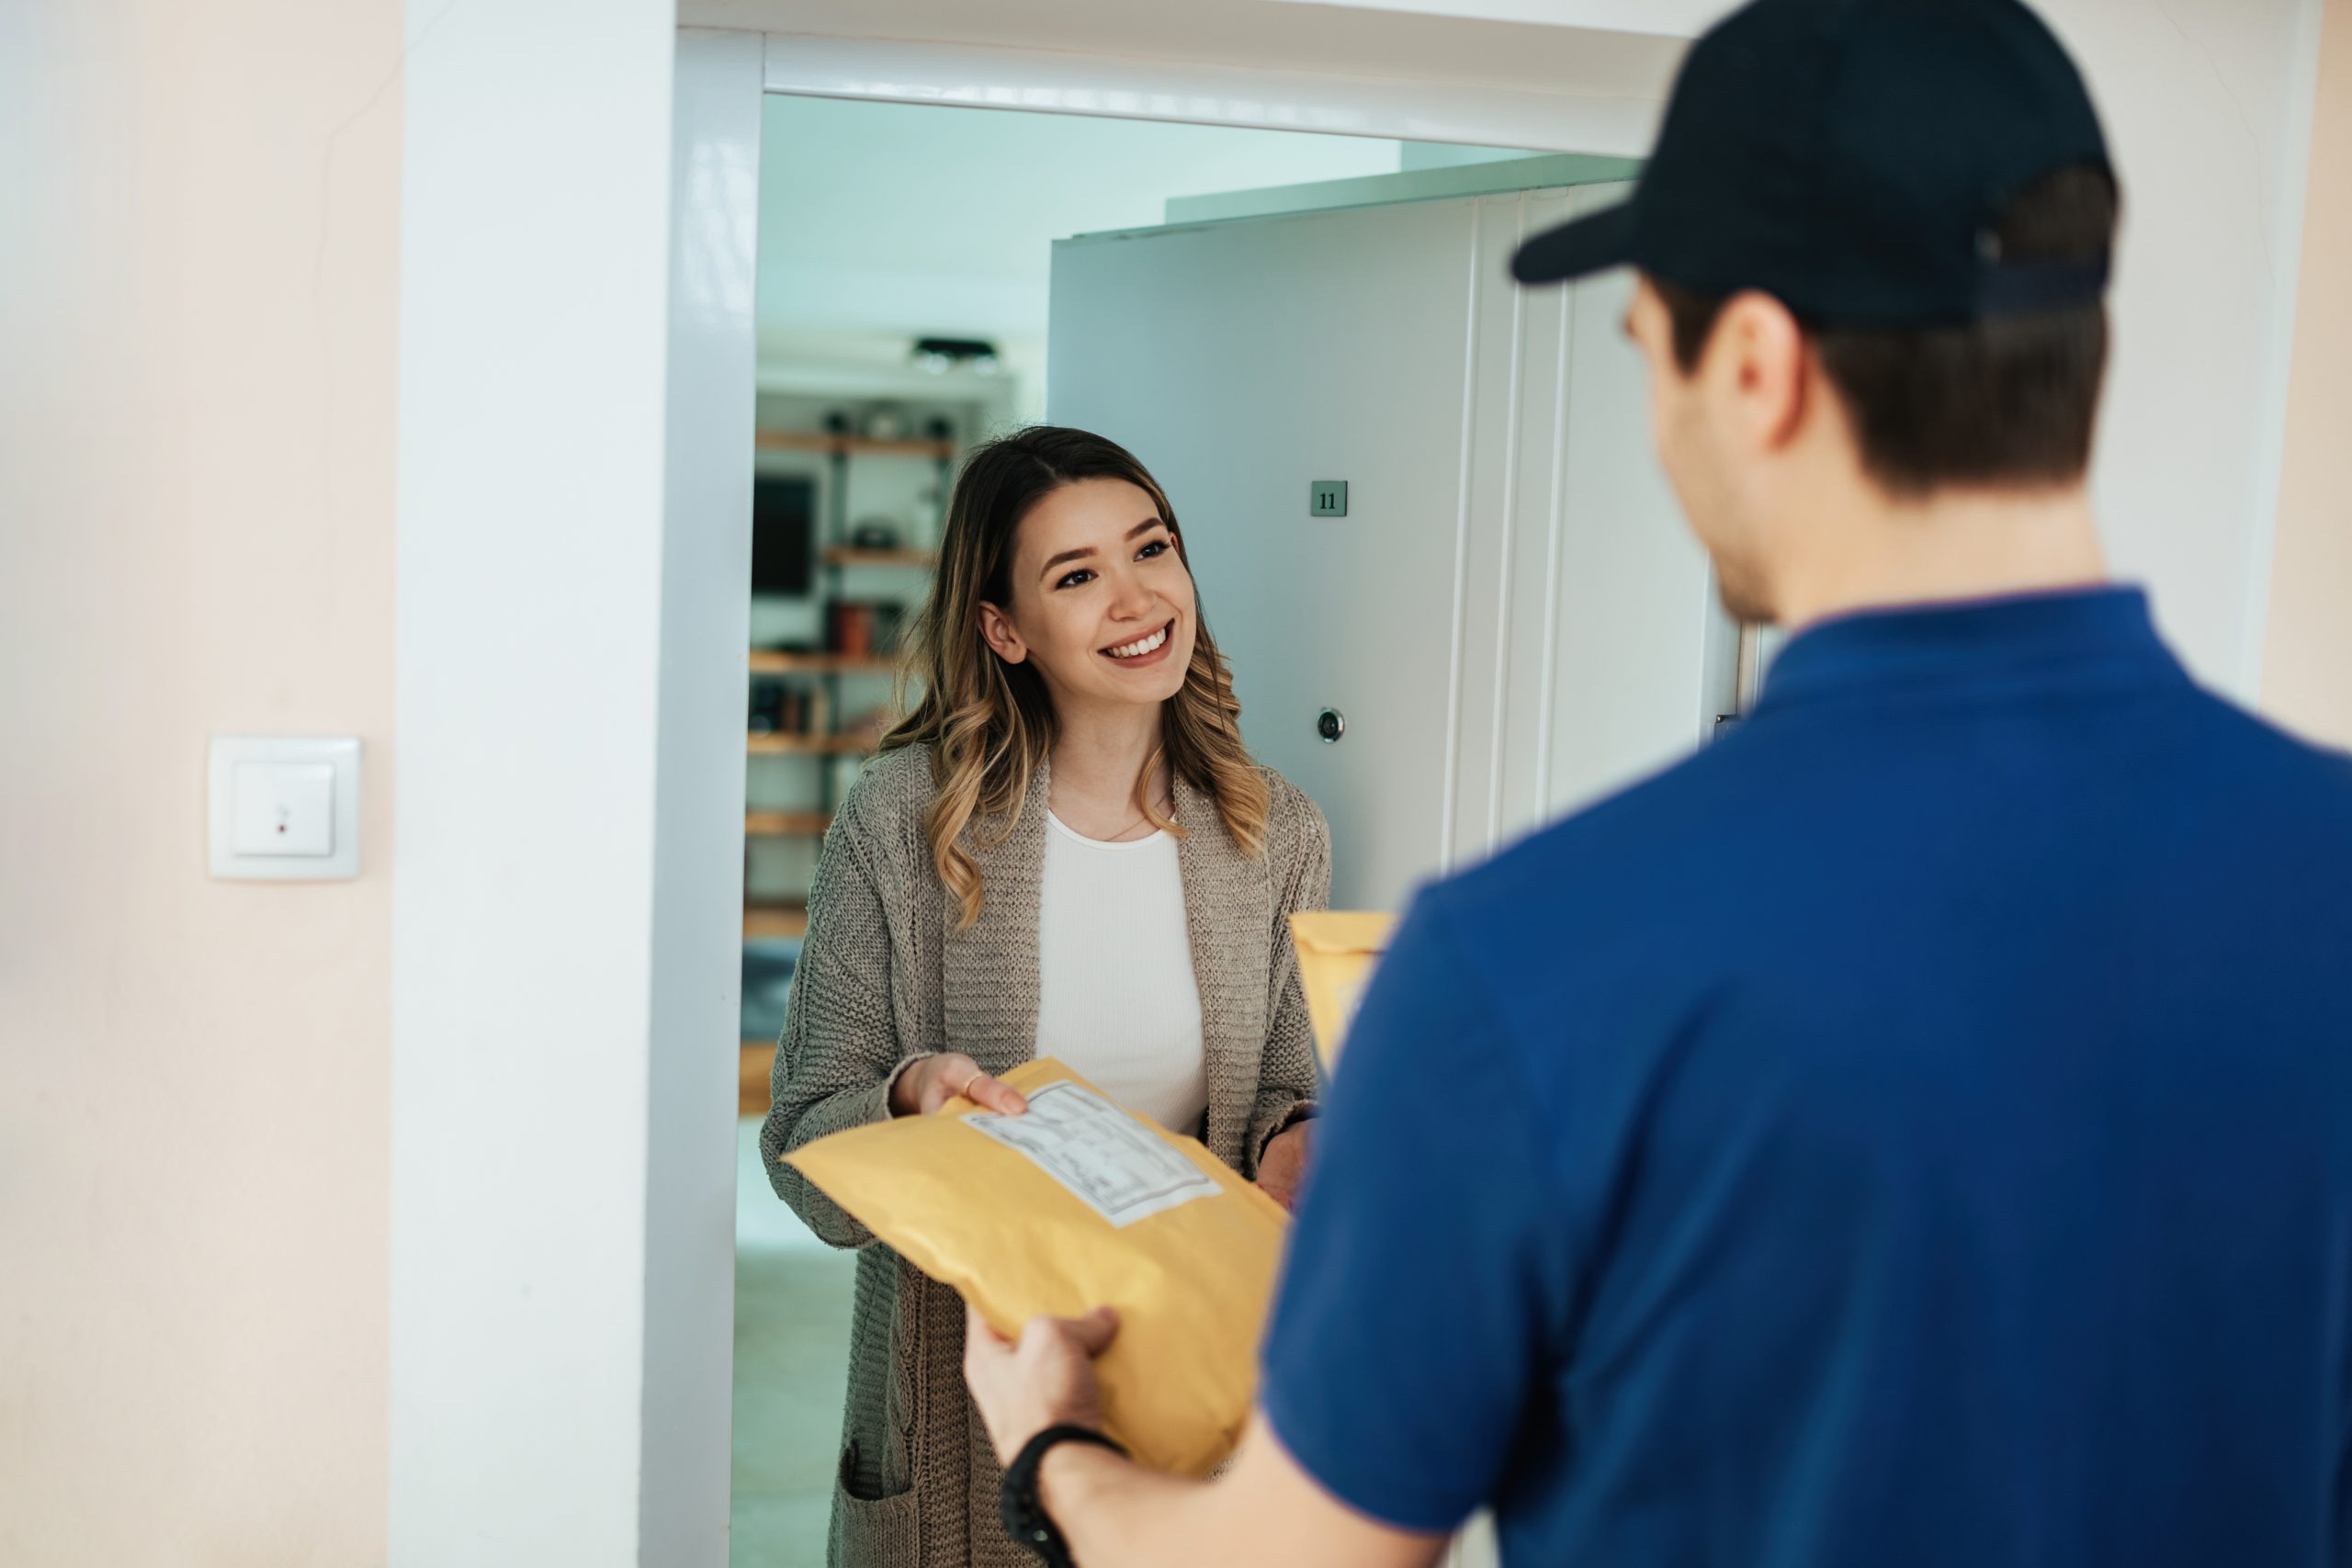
[756,32,1666,153]
[393,19,1670,1564]
[641,28,768,1568]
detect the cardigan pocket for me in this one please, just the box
[831,1439,920,1564]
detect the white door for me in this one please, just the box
[1049,185,1728,912]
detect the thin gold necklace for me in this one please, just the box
[1053,788,1171,843]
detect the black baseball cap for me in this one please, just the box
[1511,0,2114,324]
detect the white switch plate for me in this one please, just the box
[209,736,362,880]
[232,761,335,855]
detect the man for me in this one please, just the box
[964,1,2352,1563]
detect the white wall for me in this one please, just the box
[391,1,687,1564]
[0,1,400,1562]
[2262,0,2352,749]
[2047,0,2325,695]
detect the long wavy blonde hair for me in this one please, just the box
[882,426,1269,929]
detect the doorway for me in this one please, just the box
[729,92,1647,1566]
[390,21,1696,1566]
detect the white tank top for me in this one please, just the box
[1032,810,1208,1134]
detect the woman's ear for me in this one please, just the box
[976,602,1027,665]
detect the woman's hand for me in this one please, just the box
[1256,1121,1313,1211]
[890,1052,1031,1118]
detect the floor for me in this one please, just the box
[733,1115,859,1568]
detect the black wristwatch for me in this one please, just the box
[1001,1424,1127,1566]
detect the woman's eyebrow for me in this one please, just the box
[1040,521,1165,579]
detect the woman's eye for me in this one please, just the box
[1136,538,1170,560]
[1055,569,1095,590]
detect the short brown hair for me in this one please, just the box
[1656,164,2120,497]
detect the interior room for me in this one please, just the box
[9,2,2352,1565]
[728,94,1675,1566]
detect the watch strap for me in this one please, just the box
[1001,1424,1127,1565]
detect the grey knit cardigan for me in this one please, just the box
[761,741,1330,1568]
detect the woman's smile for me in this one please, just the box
[1100,617,1177,668]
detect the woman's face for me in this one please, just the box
[978,477,1198,718]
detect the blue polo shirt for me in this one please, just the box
[1261,588,2352,1566]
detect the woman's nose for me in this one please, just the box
[1104,566,1156,619]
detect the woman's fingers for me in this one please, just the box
[909,1052,976,1114]
[897,1054,958,1116]
[967,1076,1029,1116]
[909,1053,1029,1115]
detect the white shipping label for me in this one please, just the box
[966,1081,1221,1228]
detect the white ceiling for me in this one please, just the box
[755,95,1405,350]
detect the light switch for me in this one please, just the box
[209,735,363,881]
[232,762,335,855]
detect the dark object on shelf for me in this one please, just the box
[873,603,907,656]
[751,474,816,596]
[827,602,910,659]
[850,519,902,551]
[748,682,786,735]
[748,681,813,735]
[924,415,954,441]
[911,336,1001,375]
[741,940,801,1043]
[831,602,875,659]
[822,410,852,435]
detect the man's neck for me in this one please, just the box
[1770,482,2107,630]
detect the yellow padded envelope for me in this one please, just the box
[1288,910,1397,1070]
[782,1058,1286,1477]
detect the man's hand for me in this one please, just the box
[963,1301,1121,1467]
[1256,1122,1313,1212]
[891,1053,1030,1118]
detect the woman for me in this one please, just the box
[762,426,1330,1568]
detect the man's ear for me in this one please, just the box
[1712,290,1811,456]
[977,602,1027,665]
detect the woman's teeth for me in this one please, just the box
[1106,625,1169,660]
